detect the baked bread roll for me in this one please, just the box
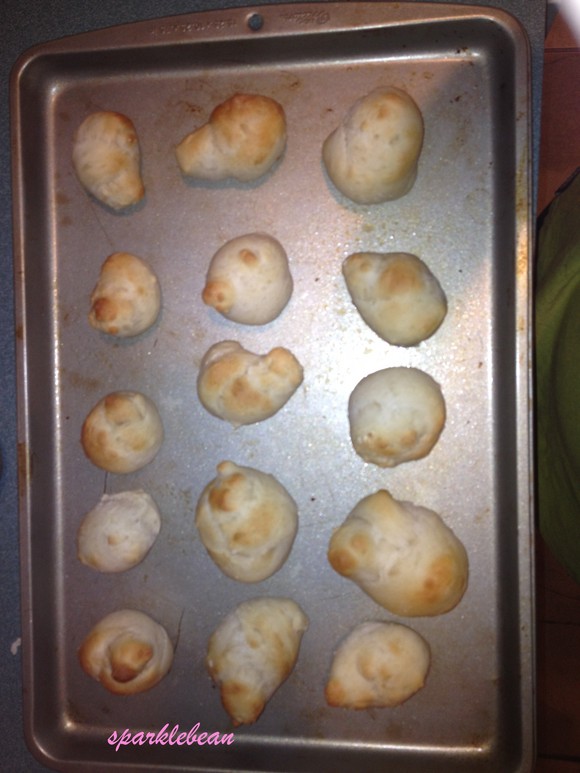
[77,490,161,573]
[348,367,445,467]
[325,621,430,709]
[328,489,469,616]
[81,391,164,474]
[342,252,447,346]
[202,233,292,325]
[197,341,303,426]
[72,111,145,210]
[206,597,308,725]
[88,252,161,337]
[78,609,173,695]
[322,86,424,204]
[176,93,286,183]
[195,461,298,582]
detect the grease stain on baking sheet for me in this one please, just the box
[384,721,404,741]
[156,481,194,514]
[17,442,32,497]
[290,703,328,738]
[176,100,204,116]
[63,369,102,393]
[474,508,491,524]
[286,77,301,92]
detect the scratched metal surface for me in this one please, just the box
[11,3,533,771]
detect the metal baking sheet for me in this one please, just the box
[11,3,534,771]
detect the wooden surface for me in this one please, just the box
[535,8,580,772]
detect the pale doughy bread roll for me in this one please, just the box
[195,461,298,582]
[81,391,164,474]
[72,111,145,210]
[78,609,173,695]
[342,252,447,346]
[202,233,292,325]
[348,367,445,467]
[77,490,161,573]
[325,621,430,709]
[328,489,469,616]
[322,86,424,204]
[197,340,303,426]
[88,252,161,337]
[206,597,308,725]
[176,93,286,183]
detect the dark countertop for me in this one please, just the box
[0,1,546,770]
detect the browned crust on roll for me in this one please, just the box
[197,341,303,426]
[175,93,286,182]
[81,391,163,474]
[78,609,173,695]
[327,489,468,617]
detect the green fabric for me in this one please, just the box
[536,171,580,583]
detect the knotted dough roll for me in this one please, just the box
[325,621,431,709]
[72,111,145,210]
[342,252,447,346]
[196,461,298,582]
[327,489,469,617]
[176,93,287,183]
[322,86,424,204]
[81,391,164,474]
[78,609,173,695]
[202,233,293,325]
[197,340,303,426]
[206,597,308,725]
[348,366,445,467]
[88,252,161,337]
[77,490,161,573]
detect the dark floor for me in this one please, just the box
[535,9,580,772]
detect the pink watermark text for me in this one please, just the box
[108,723,235,751]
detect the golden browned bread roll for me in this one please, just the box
[72,111,145,210]
[197,340,303,426]
[78,609,173,695]
[206,597,308,725]
[81,391,164,474]
[342,252,447,346]
[88,252,161,337]
[202,233,293,325]
[328,489,469,616]
[325,621,430,709]
[348,367,445,467]
[77,490,161,573]
[322,86,424,204]
[175,93,286,183]
[195,461,298,582]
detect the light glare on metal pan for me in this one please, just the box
[559,0,580,41]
